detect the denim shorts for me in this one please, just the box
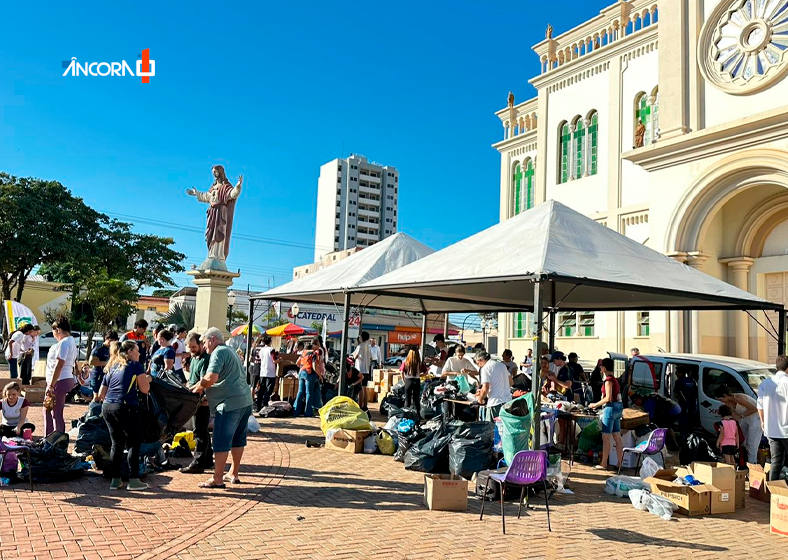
[212,405,252,452]
[600,401,623,434]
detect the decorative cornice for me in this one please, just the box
[530,26,658,90]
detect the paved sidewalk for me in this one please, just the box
[1,401,786,560]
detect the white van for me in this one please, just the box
[611,353,774,436]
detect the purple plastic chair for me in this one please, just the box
[479,450,550,534]
[0,439,33,492]
[617,428,667,475]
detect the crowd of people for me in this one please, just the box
[5,316,788,487]
[1,317,255,491]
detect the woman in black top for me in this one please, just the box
[98,341,152,491]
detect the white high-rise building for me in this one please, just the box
[314,154,399,261]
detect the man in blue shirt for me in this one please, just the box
[89,331,119,400]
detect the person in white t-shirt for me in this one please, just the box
[352,332,373,409]
[475,351,512,421]
[520,349,534,376]
[758,354,788,481]
[254,335,281,413]
[441,346,478,382]
[44,317,78,435]
[20,326,39,385]
[171,327,189,384]
[4,324,34,380]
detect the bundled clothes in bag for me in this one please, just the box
[499,393,535,466]
[19,432,86,484]
[319,396,373,434]
[404,429,452,473]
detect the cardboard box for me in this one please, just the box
[735,469,747,510]
[326,429,371,453]
[280,376,297,401]
[364,387,377,403]
[749,462,772,503]
[677,462,736,514]
[423,474,468,511]
[768,480,788,536]
[645,468,716,516]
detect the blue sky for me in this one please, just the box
[1,1,601,297]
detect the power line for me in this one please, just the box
[102,211,334,252]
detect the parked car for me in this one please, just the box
[609,352,774,436]
[383,355,405,367]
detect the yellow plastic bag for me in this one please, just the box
[173,431,196,450]
[377,431,396,455]
[318,396,373,434]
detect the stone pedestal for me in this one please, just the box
[188,268,241,338]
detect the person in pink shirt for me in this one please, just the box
[716,404,740,465]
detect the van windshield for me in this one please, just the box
[740,368,775,392]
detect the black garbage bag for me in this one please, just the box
[388,381,405,398]
[449,422,495,479]
[384,405,419,425]
[393,427,424,463]
[381,395,406,416]
[404,429,453,473]
[147,376,201,438]
[75,415,113,454]
[19,432,85,483]
[680,433,720,465]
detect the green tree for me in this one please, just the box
[310,321,323,335]
[0,173,109,302]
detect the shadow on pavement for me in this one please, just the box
[587,528,729,551]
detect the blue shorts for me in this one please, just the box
[600,402,623,434]
[212,405,252,453]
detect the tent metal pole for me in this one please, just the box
[443,314,449,338]
[338,292,351,397]
[532,281,544,450]
[244,298,255,382]
[420,313,428,361]
[548,311,556,354]
[779,308,786,356]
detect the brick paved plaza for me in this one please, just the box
[0,401,785,560]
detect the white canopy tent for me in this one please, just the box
[252,232,439,393]
[348,201,784,448]
[353,200,783,314]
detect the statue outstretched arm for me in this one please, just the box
[186,187,212,203]
[229,175,243,200]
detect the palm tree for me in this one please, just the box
[156,303,195,329]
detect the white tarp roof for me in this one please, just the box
[351,200,782,313]
[258,232,453,310]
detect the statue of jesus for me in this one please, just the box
[186,165,242,271]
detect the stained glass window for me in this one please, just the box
[560,124,570,183]
[588,112,598,176]
[513,164,522,216]
[524,159,535,210]
[573,119,585,179]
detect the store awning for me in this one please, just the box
[350,200,782,313]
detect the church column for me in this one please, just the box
[656,0,691,140]
[668,252,688,352]
[534,87,550,205]
[686,252,711,353]
[721,257,755,358]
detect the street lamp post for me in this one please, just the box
[227,291,236,332]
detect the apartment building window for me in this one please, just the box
[513,312,529,338]
[637,311,650,337]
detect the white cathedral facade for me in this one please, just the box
[495,0,788,365]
